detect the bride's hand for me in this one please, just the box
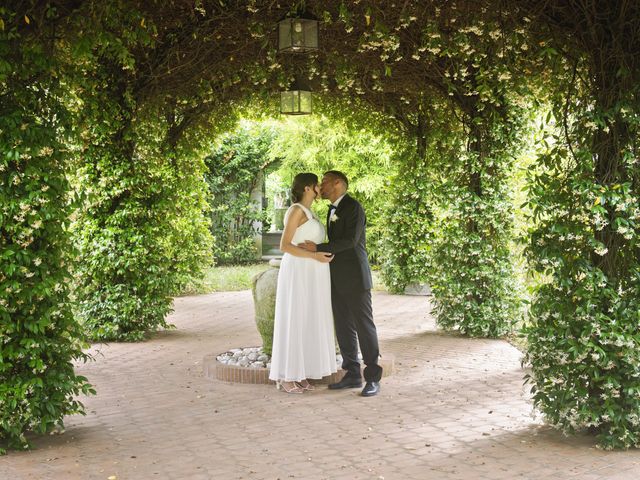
[315,252,334,263]
[302,240,317,252]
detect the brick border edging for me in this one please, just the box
[203,353,395,385]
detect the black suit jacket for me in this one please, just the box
[317,194,373,292]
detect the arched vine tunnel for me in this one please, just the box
[1,0,639,451]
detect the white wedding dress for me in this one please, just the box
[269,203,337,382]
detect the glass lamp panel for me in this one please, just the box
[291,20,304,50]
[278,19,292,51]
[280,91,295,114]
[299,90,312,114]
[303,20,318,49]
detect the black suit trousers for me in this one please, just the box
[331,285,382,382]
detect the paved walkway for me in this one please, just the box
[2,291,640,480]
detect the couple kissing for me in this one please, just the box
[268,170,382,397]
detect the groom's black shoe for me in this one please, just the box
[361,381,380,397]
[328,376,363,390]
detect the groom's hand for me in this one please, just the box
[300,241,317,252]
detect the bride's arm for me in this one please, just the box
[280,207,333,263]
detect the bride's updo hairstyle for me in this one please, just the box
[291,173,319,203]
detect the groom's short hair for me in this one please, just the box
[324,170,349,188]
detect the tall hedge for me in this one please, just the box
[70,9,213,341]
[416,11,527,337]
[0,5,93,452]
[523,1,640,449]
[379,138,434,294]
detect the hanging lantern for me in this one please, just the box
[278,13,318,53]
[280,77,312,115]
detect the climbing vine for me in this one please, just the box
[2,0,640,452]
[0,4,93,452]
[522,0,640,449]
[64,4,215,341]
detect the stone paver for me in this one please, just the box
[2,291,640,479]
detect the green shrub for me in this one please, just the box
[70,25,213,341]
[525,114,640,449]
[429,168,523,337]
[378,149,433,294]
[0,6,93,452]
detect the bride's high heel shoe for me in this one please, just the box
[298,379,315,391]
[276,381,304,394]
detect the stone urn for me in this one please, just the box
[251,258,281,355]
[274,207,288,231]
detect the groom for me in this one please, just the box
[301,170,382,397]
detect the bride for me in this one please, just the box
[269,173,337,393]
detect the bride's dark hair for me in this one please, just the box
[291,173,318,203]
